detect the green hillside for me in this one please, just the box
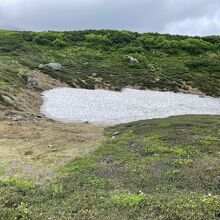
[0,30,220,98]
[1,115,220,219]
[0,30,220,219]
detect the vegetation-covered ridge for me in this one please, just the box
[1,115,220,219]
[0,29,220,104]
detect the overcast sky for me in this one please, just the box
[0,0,220,36]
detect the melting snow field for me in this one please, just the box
[41,88,220,125]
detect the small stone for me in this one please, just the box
[137,190,144,195]
[27,76,38,87]
[154,76,160,82]
[112,131,120,136]
[39,64,45,69]
[101,157,113,165]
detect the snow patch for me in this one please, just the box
[41,88,220,125]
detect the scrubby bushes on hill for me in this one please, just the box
[18,30,220,55]
[0,29,219,96]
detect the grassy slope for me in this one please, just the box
[0,30,220,219]
[0,120,104,185]
[1,115,220,219]
[0,30,220,99]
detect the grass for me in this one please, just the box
[0,29,219,219]
[0,120,104,185]
[0,30,219,101]
[0,115,220,219]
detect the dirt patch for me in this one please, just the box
[0,70,69,120]
[179,82,205,95]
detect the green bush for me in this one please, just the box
[33,32,66,46]
[85,34,112,45]
[111,194,151,207]
[52,39,67,48]
[121,46,145,53]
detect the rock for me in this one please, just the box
[47,63,62,71]
[38,64,45,69]
[27,76,38,87]
[2,95,13,105]
[137,190,144,195]
[112,131,120,136]
[125,55,139,63]
[199,94,206,98]
[39,63,62,71]
[154,76,160,82]
[101,157,113,165]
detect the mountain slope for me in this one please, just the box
[0,30,219,220]
[0,30,220,102]
[1,115,220,219]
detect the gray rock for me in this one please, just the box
[38,64,45,69]
[199,94,206,98]
[112,131,120,136]
[27,76,38,87]
[125,55,139,63]
[101,157,113,165]
[2,95,13,105]
[39,63,62,71]
[47,63,62,71]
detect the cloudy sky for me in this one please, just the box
[0,0,220,36]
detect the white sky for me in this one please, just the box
[0,0,220,35]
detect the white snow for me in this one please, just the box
[41,88,220,125]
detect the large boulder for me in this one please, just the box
[39,63,62,71]
[47,63,62,71]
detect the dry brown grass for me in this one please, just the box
[0,70,106,184]
[0,120,105,184]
